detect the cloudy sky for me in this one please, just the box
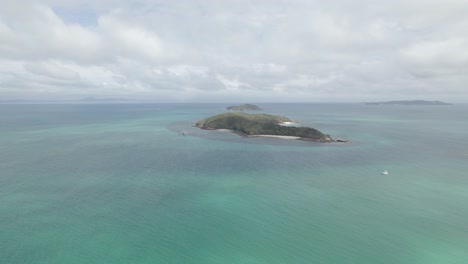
[1,0,467,102]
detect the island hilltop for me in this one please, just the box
[195,112,335,142]
[365,100,451,105]
[226,104,261,111]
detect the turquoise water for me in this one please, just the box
[1,103,467,263]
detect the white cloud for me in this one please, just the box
[0,3,103,63]
[98,12,165,63]
[0,0,468,102]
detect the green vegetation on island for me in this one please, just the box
[365,100,451,105]
[195,112,334,142]
[226,104,262,111]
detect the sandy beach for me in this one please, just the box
[279,121,298,126]
[215,129,233,132]
[249,135,301,140]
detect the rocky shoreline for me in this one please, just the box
[194,112,348,143]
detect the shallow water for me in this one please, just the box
[1,103,467,263]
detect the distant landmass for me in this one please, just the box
[365,100,451,105]
[226,104,261,111]
[195,112,338,142]
[81,97,138,102]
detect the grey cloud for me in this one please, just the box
[24,62,81,81]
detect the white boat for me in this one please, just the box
[382,170,389,175]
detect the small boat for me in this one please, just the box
[382,170,389,175]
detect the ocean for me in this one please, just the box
[1,103,467,263]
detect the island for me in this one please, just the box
[365,100,451,105]
[226,104,262,111]
[195,112,337,142]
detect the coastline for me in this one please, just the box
[211,128,305,140]
[249,134,301,140]
[193,122,340,143]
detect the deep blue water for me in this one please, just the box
[1,103,467,263]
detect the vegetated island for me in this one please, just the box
[365,100,451,105]
[226,104,261,111]
[195,112,341,142]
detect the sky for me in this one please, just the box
[0,0,467,102]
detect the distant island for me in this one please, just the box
[81,97,139,102]
[365,100,451,105]
[226,104,261,111]
[195,112,338,142]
